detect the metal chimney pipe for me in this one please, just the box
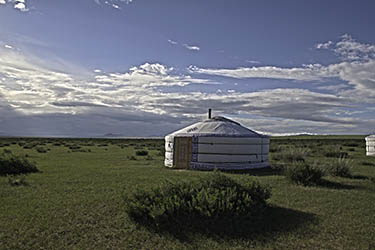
[208,109,212,119]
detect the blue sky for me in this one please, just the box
[1,0,375,137]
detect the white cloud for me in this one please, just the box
[95,62,213,88]
[188,63,337,81]
[111,3,120,9]
[316,40,333,49]
[121,0,133,4]
[190,35,375,102]
[0,0,29,11]
[183,44,200,51]
[1,36,375,136]
[4,45,13,49]
[334,34,375,61]
[245,60,260,64]
[14,3,27,11]
[318,34,375,61]
[95,0,134,7]
[167,39,178,45]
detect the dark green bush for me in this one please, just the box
[135,150,148,156]
[8,175,28,186]
[124,172,271,227]
[0,153,39,176]
[324,148,348,158]
[36,147,47,153]
[127,156,137,160]
[361,161,375,166]
[23,142,38,149]
[71,148,91,153]
[3,149,12,154]
[328,157,352,177]
[285,162,325,186]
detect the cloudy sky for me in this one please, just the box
[1,0,375,137]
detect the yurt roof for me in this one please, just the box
[169,116,267,138]
[366,134,375,138]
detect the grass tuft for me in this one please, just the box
[8,175,29,186]
[135,150,148,156]
[328,157,353,177]
[284,162,325,186]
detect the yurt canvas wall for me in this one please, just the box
[366,135,375,156]
[164,116,270,170]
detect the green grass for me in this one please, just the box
[0,136,375,249]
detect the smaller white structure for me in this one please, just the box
[365,135,375,156]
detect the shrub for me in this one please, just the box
[8,175,28,186]
[284,162,325,186]
[0,153,39,176]
[135,150,148,156]
[23,143,38,149]
[3,149,12,154]
[124,172,271,227]
[127,156,137,160]
[156,150,164,157]
[36,147,47,153]
[328,157,352,177]
[269,145,284,153]
[277,147,310,163]
[324,148,348,158]
[361,161,375,166]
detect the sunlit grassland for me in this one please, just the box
[0,136,375,250]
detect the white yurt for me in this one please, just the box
[365,135,375,156]
[164,115,270,170]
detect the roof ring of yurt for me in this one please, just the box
[164,109,270,170]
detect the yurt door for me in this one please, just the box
[173,137,192,169]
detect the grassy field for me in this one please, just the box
[0,136,375,250]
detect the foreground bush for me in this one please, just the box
[285,162,325,186]
[124,172,271,227]
[0,153,39,176]
[135,150,148,156]
[328,157,352,177]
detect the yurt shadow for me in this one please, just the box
[222,166,284,176]
[142,206,317,243]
